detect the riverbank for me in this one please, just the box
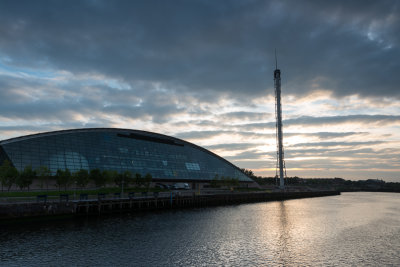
[0,190,340,223]
[2,192,398,266]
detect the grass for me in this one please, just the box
[234,187,267,192]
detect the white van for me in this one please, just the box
[173,183,190,190]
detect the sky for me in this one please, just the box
[0,0,399,181]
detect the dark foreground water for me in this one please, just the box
[1,192,400,266]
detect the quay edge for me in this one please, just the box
[0,190,340,223]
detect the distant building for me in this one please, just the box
[0,128,253,187]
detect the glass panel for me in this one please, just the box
[1,129,252,182]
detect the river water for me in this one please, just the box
[1,192,399,266]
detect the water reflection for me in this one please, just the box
[1,193,400,266]
[276,201,290,265]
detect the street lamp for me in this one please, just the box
[121,179,124,197]
[74,180,77,200]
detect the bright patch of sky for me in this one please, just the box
[0,59,57,80]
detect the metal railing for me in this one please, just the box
[0,188,265,205]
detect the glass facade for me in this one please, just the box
[0,128,252,182]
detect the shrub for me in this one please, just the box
[0,160,19,192]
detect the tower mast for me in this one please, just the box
[274,51,286,189]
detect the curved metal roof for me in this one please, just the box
[0,128,250,180]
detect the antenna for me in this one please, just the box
[275,48,278,69]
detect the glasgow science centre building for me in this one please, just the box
[0,128,253,187]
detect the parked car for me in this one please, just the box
[172,183,190,190]
[155,183,168,189]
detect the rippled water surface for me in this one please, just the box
[1,192,400,266]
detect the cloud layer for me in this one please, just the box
[0,0,399,181]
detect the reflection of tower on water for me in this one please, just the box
[277,201,290,264]
[274,51,287,189]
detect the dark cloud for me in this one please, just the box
[225,150,267,160]
[285,115,400,126]
[0,73,186,123]
[231,160,271,170]
[205,143,257,151]
[290,140,384,148]
[0,0,398,98]
[219,111,272,121]
[0,119,113,141]
[236,115,400,130]
[287,148,396,161]
[175,130,233,140]
[310,132,367,139]
[175,129,368,142]
[233,122,275,130]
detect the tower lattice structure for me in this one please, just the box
[274,55,287,189]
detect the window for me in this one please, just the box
[185,162,200,171]
[119,147,128,153]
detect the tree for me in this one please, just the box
[55,168,71,191]
[114,170,132,187]
[74,169,90,189]
[125,170,135,186]
[63,168,72,190]
[241,168,256,179]
[134,173,143,188]
[114,172,123,188]
[16,165,36,191]
[15,171,24,190]
[114,170,132,188]
[0,160,19,192]
[228,177,239,188]
[0,160,8,191]
[210,174,220,188]
[90,168,106,188]
[102,170,118,186]
[37,165,51,190]
[144,173,152,191]
[55,169,63,191]
[221,176,229,187]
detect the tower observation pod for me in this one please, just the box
[274,55,286,189]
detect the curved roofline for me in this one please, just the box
[0,128,250,180]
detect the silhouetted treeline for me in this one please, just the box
[241,168,400,193]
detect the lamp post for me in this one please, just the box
[74,181,77,200]
[121,179,124,198]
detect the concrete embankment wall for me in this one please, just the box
[0,191,340,221]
